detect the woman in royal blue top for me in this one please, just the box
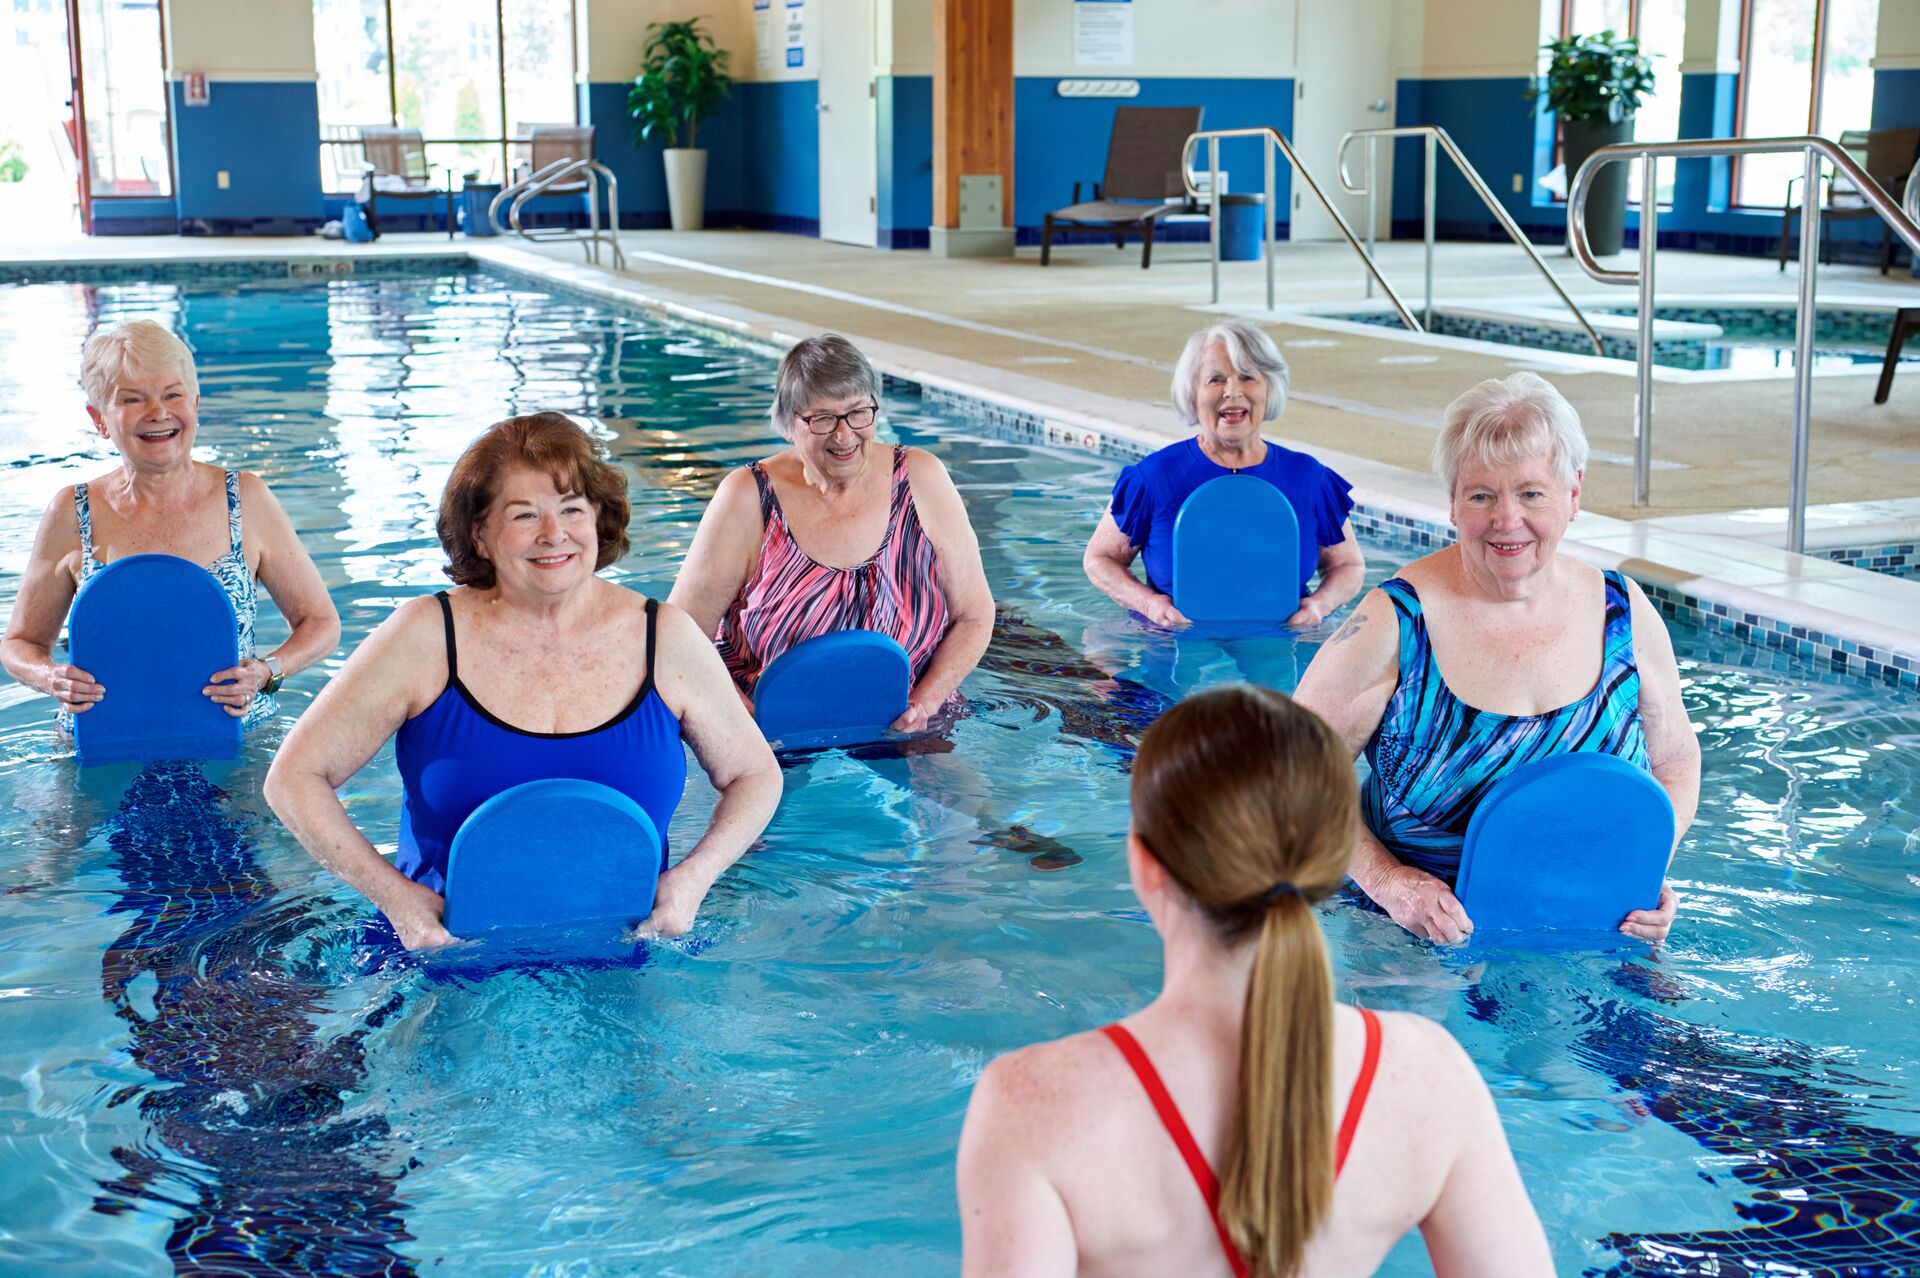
[266,413,781,951]
[1294,373,1700,947]
[1083,321,1365,629]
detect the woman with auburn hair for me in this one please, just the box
[266,413,781,949]
[956,686,1551,1277]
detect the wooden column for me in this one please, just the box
[931,0,1015,257]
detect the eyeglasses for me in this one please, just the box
[796,403,878,435]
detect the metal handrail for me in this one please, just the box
[1179,127,1422,331]
[1569,135,1920,554]
[1337,126,1604,356]
[489,157,625,270]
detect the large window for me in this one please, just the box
[76,0,172,197]
[316,0,577,194]
[1559,0,1685,204]
[1735,0,1881,207]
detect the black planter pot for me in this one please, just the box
[1564,116,1635,256]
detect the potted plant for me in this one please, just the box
[628,18,732,232]
[1533,30,1656,256]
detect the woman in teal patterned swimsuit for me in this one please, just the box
[1,321,338,733]
[1295,372,1699,945]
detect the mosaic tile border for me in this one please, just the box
[10,251,1916,690]
[1822,542,1920,581]
[0,255,475,286]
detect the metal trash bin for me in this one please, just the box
[1218,193,1267,261]
[462,179,502,237]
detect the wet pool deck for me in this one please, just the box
[9,226,1920,674]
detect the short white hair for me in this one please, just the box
[79,320,198,411]
[1432,372,1587,496]
[1170,321,1289,428]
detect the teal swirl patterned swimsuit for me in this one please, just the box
[1360,570,1649,887]
[65,470,275,732]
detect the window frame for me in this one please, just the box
[72,0,177,203]
[316,0,579,194]
[1729,0,1858,210]
[1547,0,1677,209]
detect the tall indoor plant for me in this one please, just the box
[1534,31,1655,256]
[628,18,732,232]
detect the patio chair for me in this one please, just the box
[1040,106,1204,269]
[1778,127,1920,274]
[1873,306,1920,404]
[512,124,596,194]
[357,125,454,240]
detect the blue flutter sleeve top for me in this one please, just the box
[1107,436,1355,596]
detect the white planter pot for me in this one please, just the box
[663,148,707,231]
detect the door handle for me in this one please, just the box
[1367,99,1390,113]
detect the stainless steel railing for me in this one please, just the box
[1180,127,1422,331]
[1337,126,1604,356]
[490,157,626,270]
[1569,135,1920,553]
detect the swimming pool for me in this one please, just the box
[1,269,1916,1276]
[1340,302,1915,373]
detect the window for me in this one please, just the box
[1557,0,1685,204]
[315,0,577,194]
[1735,0,1882,207]
[74,0,172,197]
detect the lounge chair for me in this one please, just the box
[357,125,454,240]
[1040,106,1204,269]
[1778,127,1920,274]
[512,124,596,194]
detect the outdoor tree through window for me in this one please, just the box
[1559,0,1685,204]
[315,0,577,194]
[1736,0,1881,207]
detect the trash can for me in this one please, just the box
[461,180,502,237]
[1218,192,1267,261]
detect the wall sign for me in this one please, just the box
[183,72,209,107]
[785,0,805,70]
[1072,0,1132,67]
[755,0,776,75]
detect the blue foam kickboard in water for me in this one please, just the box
[755,629,911,752]
[443,778,662,935]
[1456,753,1674,933]
[69,554,242,767]
[1170,474,1301,622]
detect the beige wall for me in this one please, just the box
[1877,0,1920,69]
[578,0,752,83]
[882,0,1293,79]
[162,0,315,80]
[1414,0,1548,78]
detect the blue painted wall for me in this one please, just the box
[878,75,933,247]
[91,197,178,235]
[171,81,325,231]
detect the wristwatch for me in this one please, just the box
[258,653,285,695]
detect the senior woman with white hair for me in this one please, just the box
[1294,371,1700,945]
[670,333,993,732]
[1084,320,1364,628]
[2,320,338,730]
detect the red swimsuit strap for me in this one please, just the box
[1102,1007,1385,1277]
[1101,1022,1248,1278]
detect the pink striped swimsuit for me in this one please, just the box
[717,444,952,695]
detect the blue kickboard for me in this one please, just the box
[69,554,243,767]
[1171,474,1301,622]
[443,778,663,935]
[755,629,911,752]
[1456,753,1674,933]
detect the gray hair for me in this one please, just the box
[769,333,882,439]
[79,320,199,411]
[1170,321,1290,428]
[1432,372,1588,496]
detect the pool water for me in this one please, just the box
[2,272,1917,1277]
[1345,303,1916,373]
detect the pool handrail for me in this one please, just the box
[1336,126,1605,358]
[1568,135,1920,554]
[489,157,626,270]
[1179,126,1422,332]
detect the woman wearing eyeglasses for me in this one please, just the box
[669,334,994,733]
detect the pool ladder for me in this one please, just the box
[1178,125,1602,358]
[1569,136,1920,553]
[490,157,626,270]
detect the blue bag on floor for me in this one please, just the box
[1171,474,1301,622]
[755,629,911,752]
[343,202,375,243]
[1455,753,1673,933]
[443,778,663,937]
[69,554,242,767]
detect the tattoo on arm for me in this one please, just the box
[1328,612,1368,646]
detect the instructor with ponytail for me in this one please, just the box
[956,686,1551,1277]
